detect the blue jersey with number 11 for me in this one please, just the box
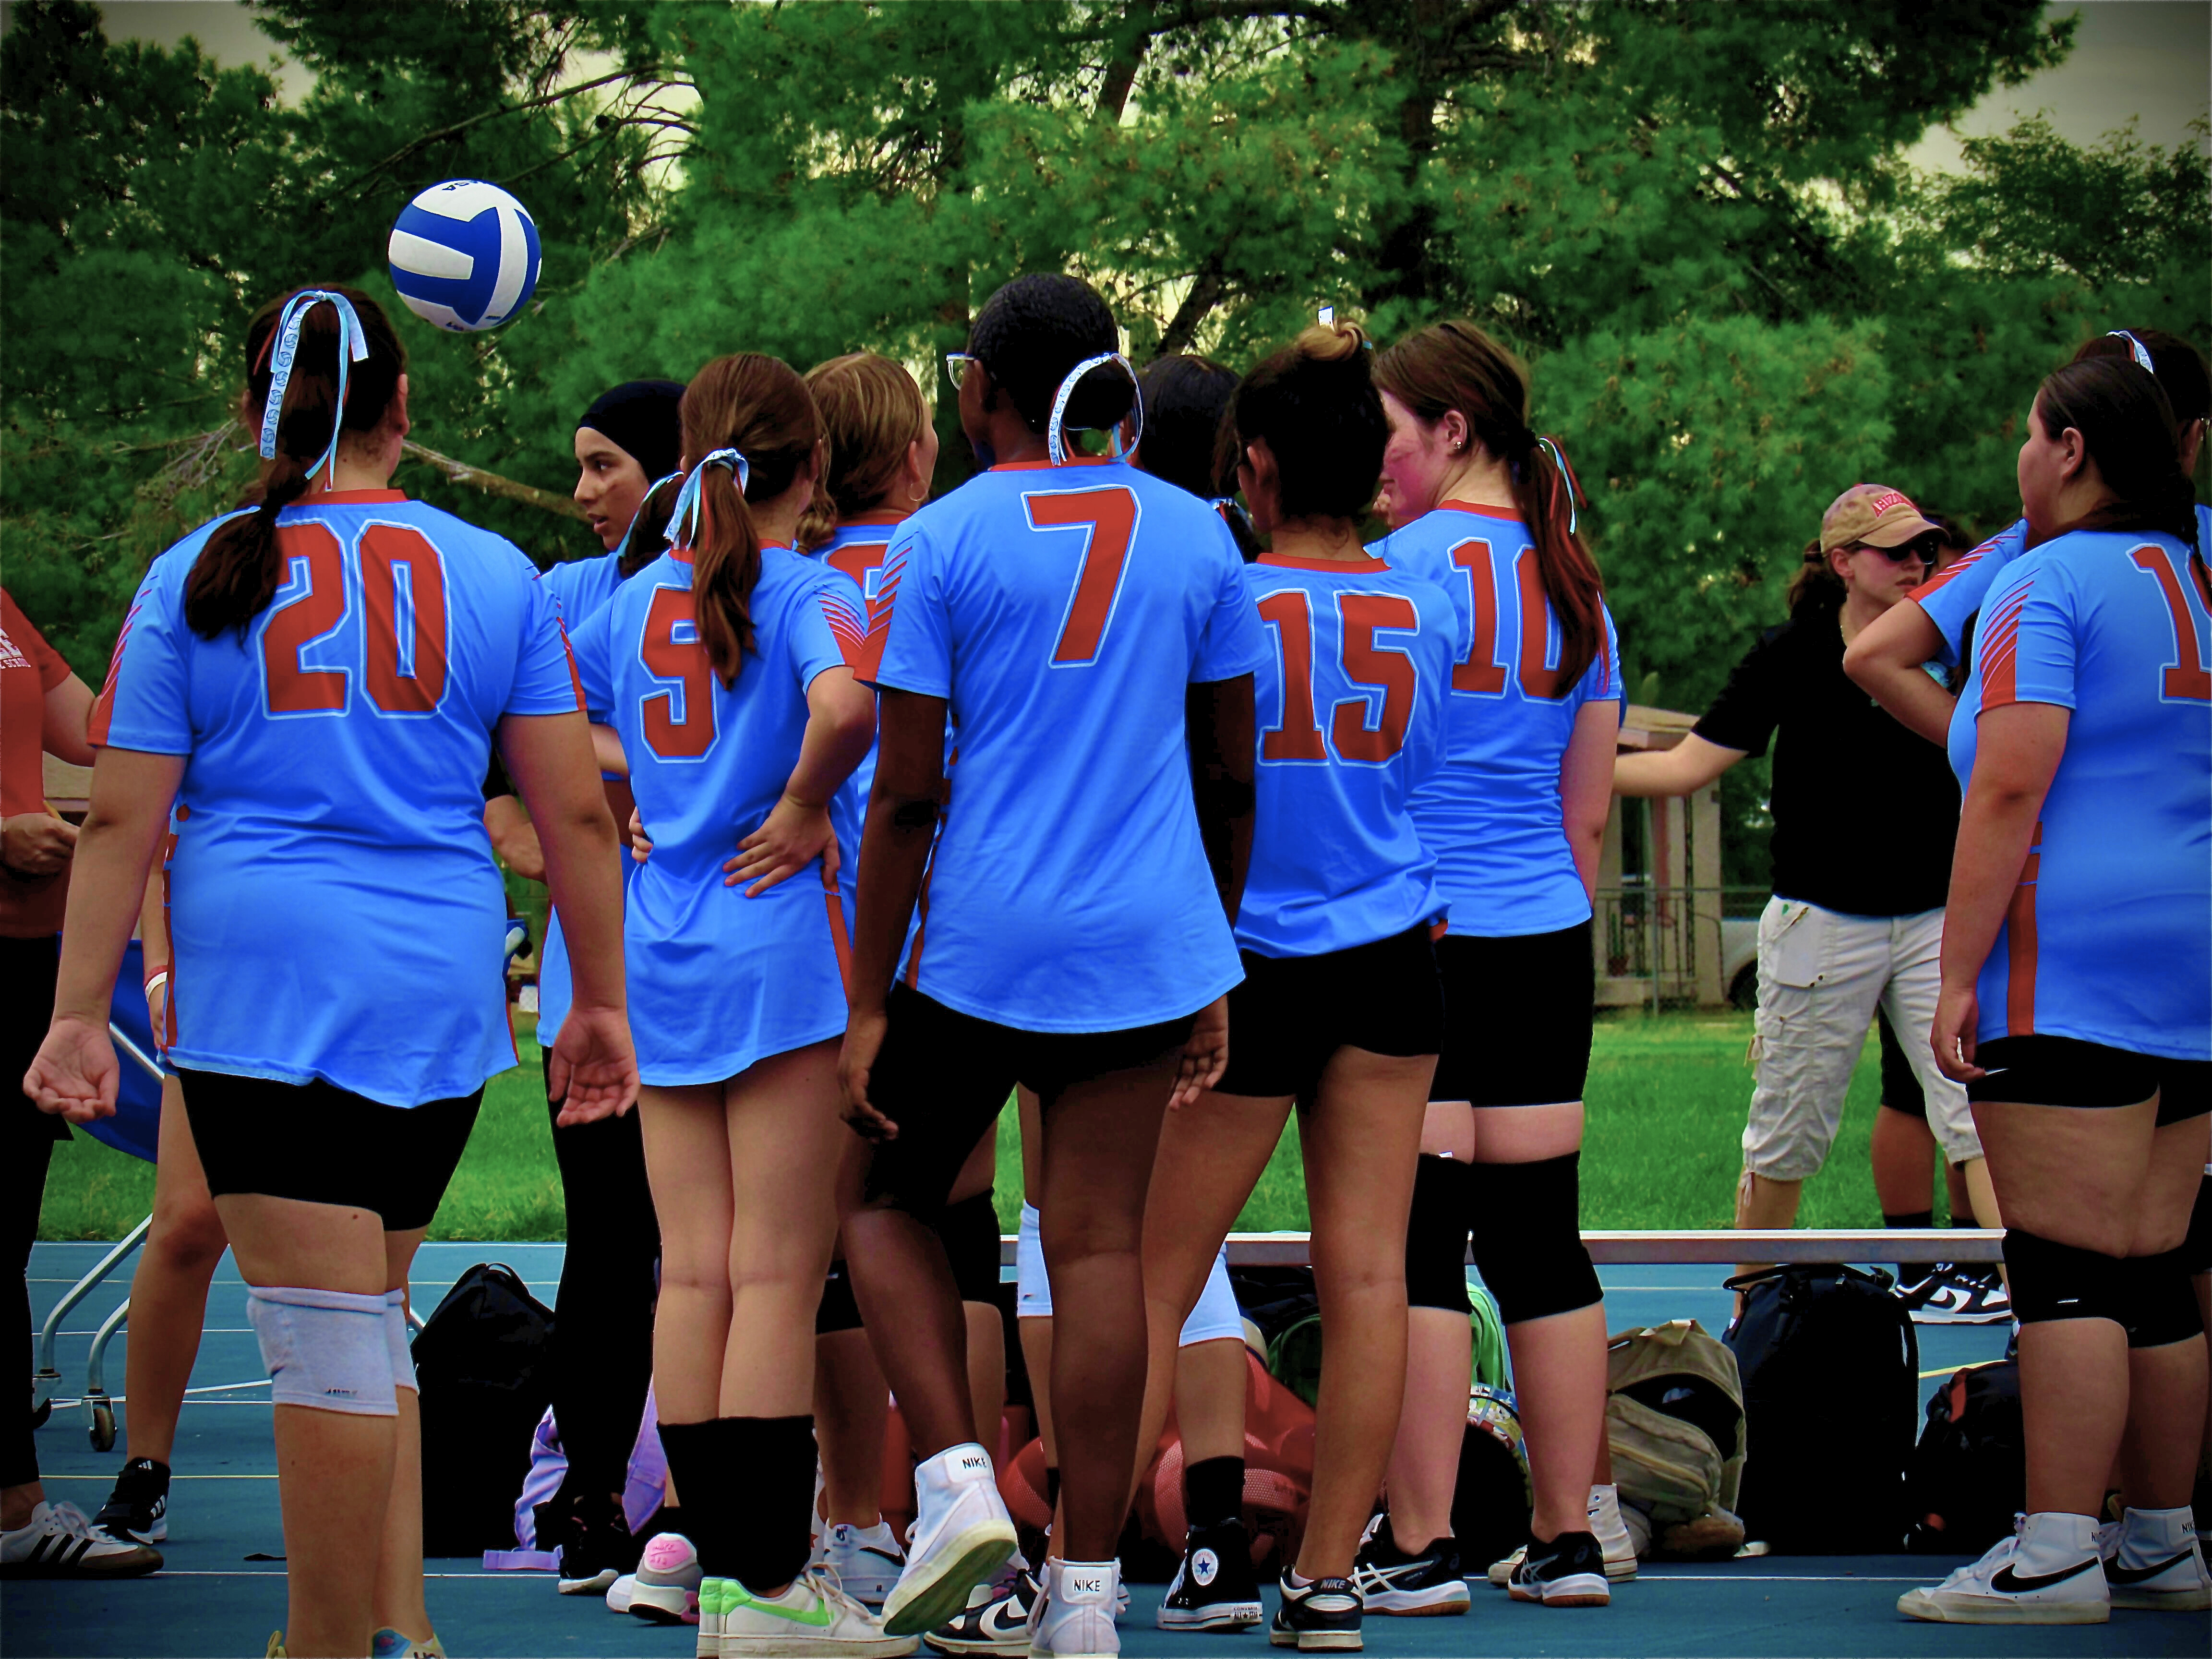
[89,491,583,1106]
[854,459,1268,1032]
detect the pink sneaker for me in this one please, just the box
[628,1533,703,1624]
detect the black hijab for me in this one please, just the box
[577,380,686,487]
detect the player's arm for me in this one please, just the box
[1611,732,1743,798]
[2,668,96,878]
[840,687,948,1138]
[589,722,628,779]
[1560,700,1619,905]
[1843,599,1955,747]
[1188,673,1257,924]
[1932,701,2067,1082]
[25,746,186,1121]
[483,794,545,882]
[139,849,171,1046]
[725,665,876,895]
[500,709,637,1125]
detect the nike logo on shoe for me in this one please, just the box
[2107,1552,2191,1587]
[1990,1556,2100,1594]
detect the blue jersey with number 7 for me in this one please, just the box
[853,458,1268,1032]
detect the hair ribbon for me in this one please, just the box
[2108,330,2155,374]
[1046,352,1143,466]
[1537,435,1585,535]
[611,470,686,566]
[260,290,371,484]
[665,449,750,551]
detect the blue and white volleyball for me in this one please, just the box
[387,180,542,332]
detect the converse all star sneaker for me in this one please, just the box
[1158,1517,1264,1629]
[881,1443,1017,1637]
[1031,1558,1120,1659]
[708,1568,916,1657]
[820,1520,907,1608]
[1898,1512,2110,1625]
[2099,1506,2211,1612]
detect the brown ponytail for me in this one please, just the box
[1374,320,1608,696]
[185,285,406,638]
[676,354,824,686]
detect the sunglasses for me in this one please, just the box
[1849,537,1938,565]
[944,352,982,391]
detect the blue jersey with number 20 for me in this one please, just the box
[89,491,583,1106]
[568,545,862,1086]
[1948,529,2212,1060]
[854,459,1268,1032]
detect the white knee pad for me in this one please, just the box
[246,1285,397,1418]
[1178,1247,1242,1348]
[385,1289,417,1394]
[1016,1203,1052,1319]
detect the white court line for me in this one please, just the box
[42,1473,276,1480]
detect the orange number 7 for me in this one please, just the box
[1028,486,1138,666]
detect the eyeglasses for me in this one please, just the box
[944,352,982,391]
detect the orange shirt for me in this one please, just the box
[1,588,75,936]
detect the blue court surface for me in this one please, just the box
[13,1242,2206,1658]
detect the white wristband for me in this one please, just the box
[144,970,169,1001]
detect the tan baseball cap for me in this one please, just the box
[1820,484,1941,554]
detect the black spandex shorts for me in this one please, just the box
[1875,1006,1927,1120]
[1213,924,1442,1099]
[2184,1173,2212,1275]
[861,985,1193,1211]
[1431,920,1595,1107]
[177,1068,482,1230]
[1966,1036,2212,1124]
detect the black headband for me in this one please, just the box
[576,379,686,485]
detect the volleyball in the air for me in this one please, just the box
[386,179,542,333]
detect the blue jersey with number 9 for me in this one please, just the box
[854,459,1268,1032]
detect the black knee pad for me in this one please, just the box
[2004,1228,2129,1326]
[1405,1155,1473,1313]
[1465,1151,1601,1325]
[942,1191,1004,1306]
[2128,1249,2206,1349]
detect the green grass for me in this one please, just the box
[38,1008,1947,1241]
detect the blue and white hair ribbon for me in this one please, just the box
[1537,435,1582,535]
[1046,352,1143,466]
[260,290,371,483]
[2109,330,2155,373]
[664,449,750,549]
[612,470,685,566]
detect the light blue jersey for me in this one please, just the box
[852,458,1267,1031]
[567,544,862,1085]
[1372,503,1622,937]
[1948,528,2212,1059]
[808,510,910,812]
[1238,551,1459,957]
[90,491,583,1105]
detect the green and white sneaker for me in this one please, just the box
[707,1569,919,1657]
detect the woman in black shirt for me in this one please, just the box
[1615,485,2002,1292]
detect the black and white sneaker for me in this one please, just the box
[1269,1573,1362,1651]
[1159,1517,1264,1630]
[1351,1515,1469,1616]
[94,1456,170,1544]
[1,1501,163,1577]
[1506,1530,1610,1607]
[1902,1265,2012,1325]
[923,1564,1040,1654]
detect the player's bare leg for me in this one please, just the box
[372,1226,433,1645]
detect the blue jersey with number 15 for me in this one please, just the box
[853,459,1268,1032]
[88,491,583,1106]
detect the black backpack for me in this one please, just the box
[1906,1360,2024,1554]
[413,1262,557,1557]
[1724,1263,1917,1552]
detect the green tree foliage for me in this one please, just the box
[5,0,2205,815]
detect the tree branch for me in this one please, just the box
[1156,257,1230,357]
[400,441,588,522]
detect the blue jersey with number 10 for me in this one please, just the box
[89,491,584,1106]
[567,544,862,1086]
[1238,552,1460,957]
[1948,528,2212,1060]
[854,459,1268,1032]
[1373,503,1622,937]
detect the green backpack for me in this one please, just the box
[1262,1273,1510,1407]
